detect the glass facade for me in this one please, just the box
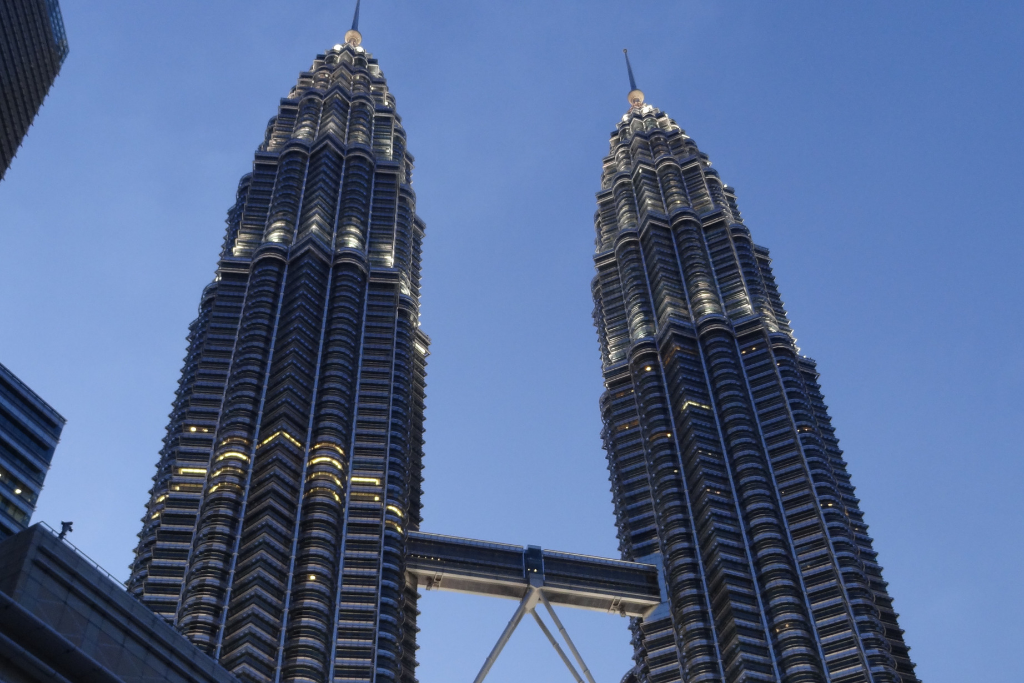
[592,89,919,683]
[128,32,428,683]
[0,0,69,180]
[0,361,65,538]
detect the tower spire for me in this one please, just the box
[345,0,363,46]
[623,49,645,108]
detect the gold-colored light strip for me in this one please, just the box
[216,451,249,462]
[312,442,345,456]
[257,430,303,449]
[309,455,343,469]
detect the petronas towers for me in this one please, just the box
[126,14,918,683]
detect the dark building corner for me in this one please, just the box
[0,523,237,683]
[0,0,70,180]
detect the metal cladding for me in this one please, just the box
[591,99,919,682]
[127,39,428,683]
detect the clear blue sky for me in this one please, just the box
[1,1,1021,681]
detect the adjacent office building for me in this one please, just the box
[0,0,69,180]
[0,361,64,539]
[127,18,428,683]
[592,55,918,683]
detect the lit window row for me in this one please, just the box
[0,463,35,503]
[312,442,344,457]
[615,420,640,433]
[307,485,342,503]
[306,471,343,487]
[310,455,343,469]
[216,451,249,463]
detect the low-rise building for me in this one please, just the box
[0,523,237,683]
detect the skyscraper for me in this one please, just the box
[0,361,65,538]
[128,13,429,683]
[592,53,918,683]
[0,0,69,180]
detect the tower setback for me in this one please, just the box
[128,27,428,683]
[592,55,918,683]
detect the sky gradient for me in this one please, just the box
[1,2,1022,681]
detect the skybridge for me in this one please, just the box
[406,532,663,683]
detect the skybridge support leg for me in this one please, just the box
[531,609,584,683]
[539,591,598,683]
[473,587,540,683]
